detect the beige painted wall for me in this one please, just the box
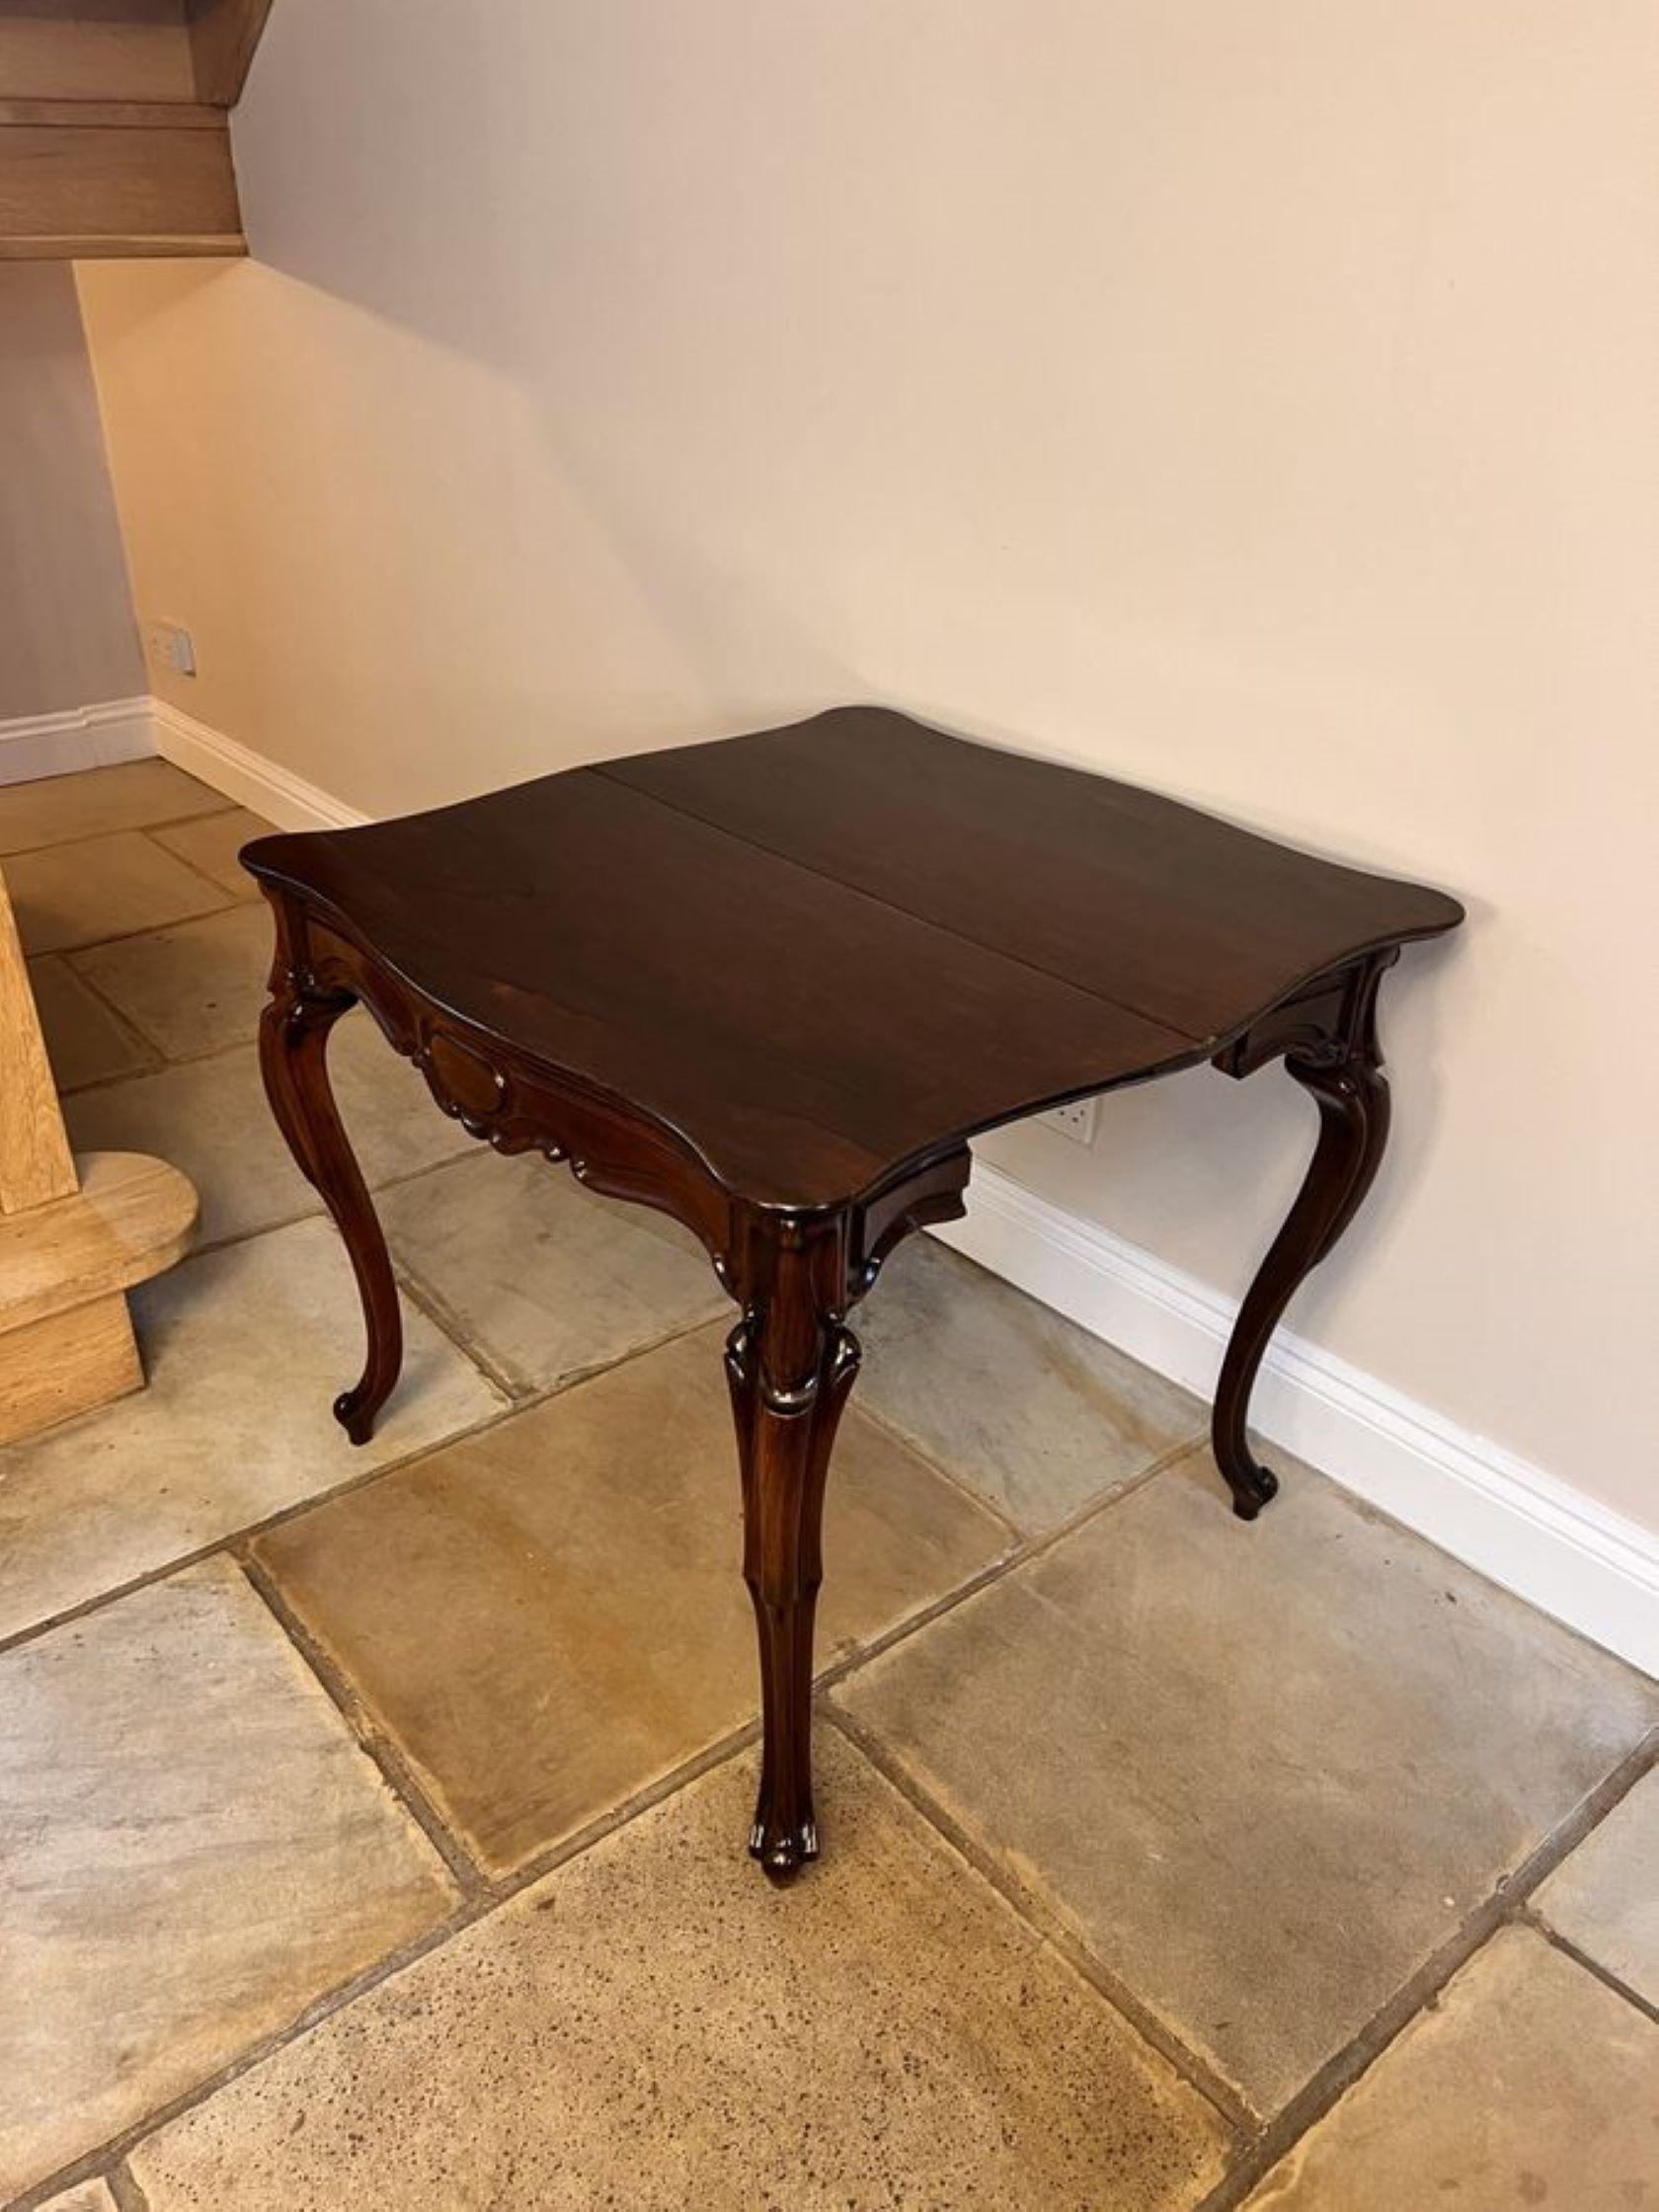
[0,264,142,720]
[77,1,1659,1532]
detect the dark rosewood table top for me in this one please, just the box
[245,706,1461,1214]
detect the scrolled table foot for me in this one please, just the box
[333,1386,380,1447]
[750,1814,820,1883]
[1220,1459,1279,1521]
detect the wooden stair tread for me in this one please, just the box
[0,1150,198,1333]
[0,1,274,258]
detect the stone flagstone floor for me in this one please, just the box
[3,758,1656,2211]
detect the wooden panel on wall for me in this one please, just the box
[185,0,273,105]
[0,115,242,255]
[0,2,196,103]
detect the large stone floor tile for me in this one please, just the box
[149,807,274,900]
[1533,1764,1659,2005]
[27,953,155,1092]
[379,1150,729,1393]
[0,1216,505,1643]
[254,1326,1010,1874]
[65,1026,475,1248]
[0,759,223,855]
[858,1237,1203,1530]
[1243,1928,1659,2208]
[70,903,271,1059]
[130,1735,1230,2211]
[836,1451,1658,2114]
[0,1559,455,2201]
[6,831,229,956]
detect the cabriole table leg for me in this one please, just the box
[257,963,403,1446]
[1212,955,1393,1518]
[723,1225,861,1882]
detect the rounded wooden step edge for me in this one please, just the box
[0,1150,198,1336]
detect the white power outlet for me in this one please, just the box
[146,620,197,677]
[1040,1096,1098,1146]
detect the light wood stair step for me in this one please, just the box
[0,2,276,260]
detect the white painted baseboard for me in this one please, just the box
[149,699,369,831]
[933,1164,1659,1678]
[46,696,1647,1675]
[0,693,366,834]
[0,696,156,787]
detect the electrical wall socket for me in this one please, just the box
[145,620,197,677]
[1040,1096,1098,1146]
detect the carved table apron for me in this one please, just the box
[244,707,1462,1880]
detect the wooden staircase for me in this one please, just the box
[0,1,274,259]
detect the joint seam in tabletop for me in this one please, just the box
[251,832,1443,1246]
[257,849,1358,1233]
[591,757,1202,1044]
[592,749,1457,1055]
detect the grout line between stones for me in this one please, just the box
[234,1548,488,1900]
[822,1702,1254,2140]
[106,2160,151,2212]
[37,957,165,1089]
[1189,1722,1659,2211]
[37,886,242,969]
[849,1394,1026,1540]
[0,1383,522,1663]
[1520,1910,1659,2030]
[8,1729,764,2212]
[387,1255,529,1402]
[480,1718,763,1902]
[6,1304,1651,2212]
[7,1902,484,2212]
[136,821,256,909]
[0,792,239,864]
[0,1295,729,1664]
[21,1714,1655,2212]
[58,1023,258,1094]
[819,1425,1206,1701]
[55,885,249,973]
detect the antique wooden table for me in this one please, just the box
[245,706,1462,1879]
